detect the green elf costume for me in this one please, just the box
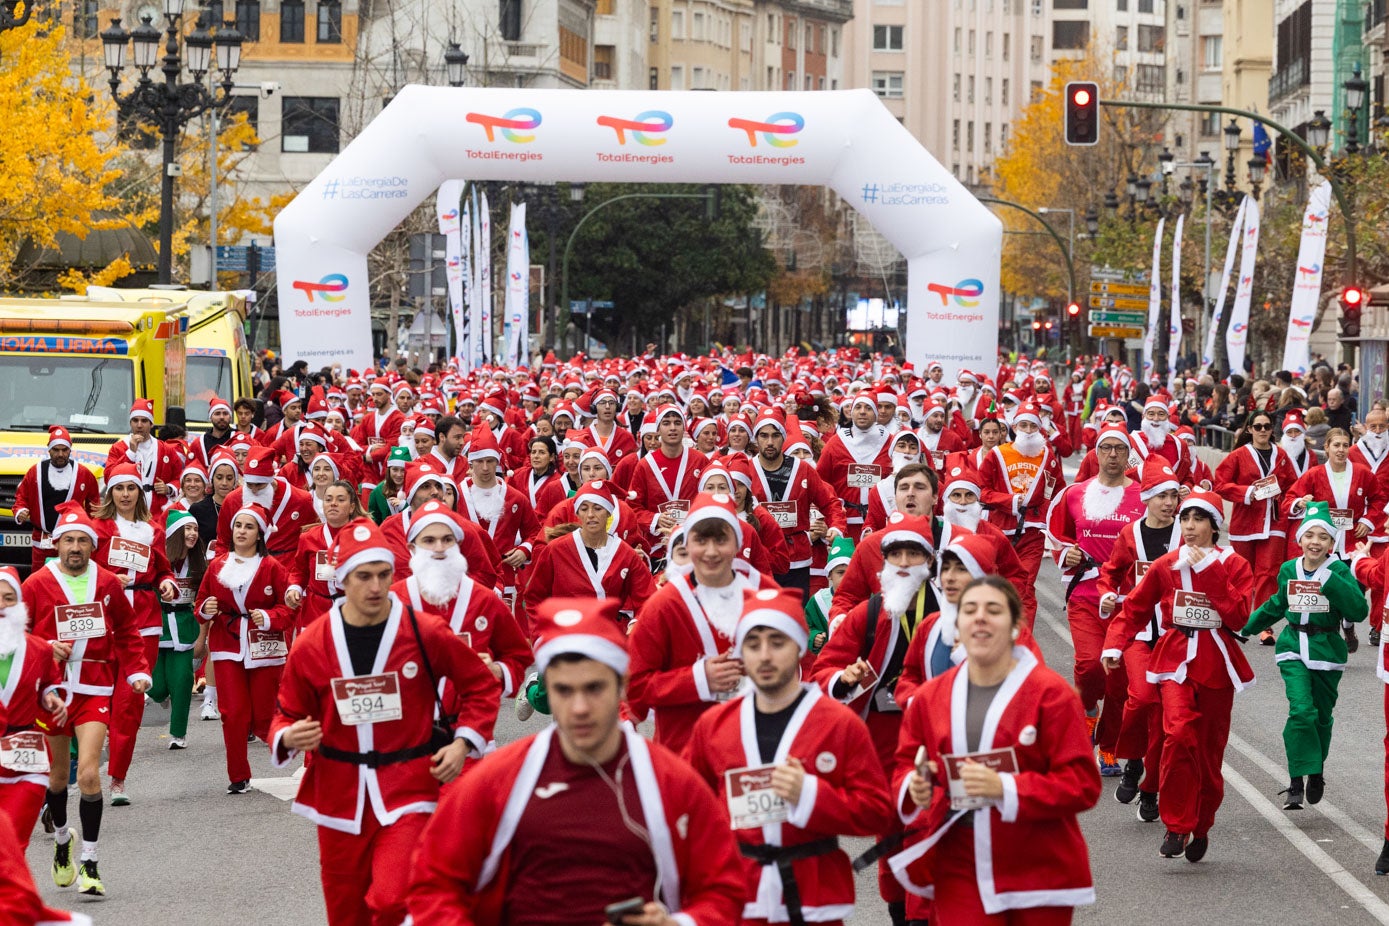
[152,508,202,748]
[1242,501,1368,809]
[806,536,854,654]
[368,446,413,524]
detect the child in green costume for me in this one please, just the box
[805,536,854,653]
[153,509,208,749]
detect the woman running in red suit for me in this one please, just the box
[1213,410,1297,615]
[286,480,366,637]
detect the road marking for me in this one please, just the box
[248,766,306,802]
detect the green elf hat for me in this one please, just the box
[165,507,196,535]
[386,445,412,469]
[1295,500,1337,542]
[826,535,855,572]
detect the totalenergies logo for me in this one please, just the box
[728,112,804,148]
[926,278,984,307]
[292,274,349,303]
[465,108,542,143]
[597,110,673,145]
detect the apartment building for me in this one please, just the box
[1221,0,1272,192]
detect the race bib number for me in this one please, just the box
[1133,561,1151,582]
[174,579,195,605]
[247,628,288,660]
[724,764,789,829]
[107,538,151,573]
[0,732,49,774]
[763,501,798,529]
[315,550,334,583]
[36,533,53,550]
[55,602,106,641]
[847,464,882,489]
[1329,508,1354,532]
[1172,590,1221,629]
[942,748,1019,811]
[331,672,402,726]
[1287,580,1330,613]
[458,631,473,648]
[1127,451,1144,471]
[930,451,947,471]
[809,505,823,523]
[1041,471,1057,501]
[658,500,690,523]
[1251,476,1279,501]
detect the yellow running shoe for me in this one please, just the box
[77,859,105,896]
[52,829,76,888]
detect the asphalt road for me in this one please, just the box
[19,568,1389,925]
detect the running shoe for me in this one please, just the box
[227,780,250,795]
[1097,750,1122,777]
[109,780,129,807]
[52,829,76,887]
[201,700,220,721]
[1159,831,1188,858]
[77,860,104,896]
[1307,773,1325,805]
[1115,759,1143,804]
[1084,711,1099,743]
[1371,628,1382,648]
[1377,838,1389,876]
[168,737,187,750]
[1185,836,1209,863]
[40,804,54,834]
[1282,777,1304,810]
[515,689,535,722]
[1137,791,1160,823]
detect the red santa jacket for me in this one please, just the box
[456,479,540,581]
[22,561,149,698]
[1213,443,1299,541]
[507,465,562,511]
[379,507,501,590]
[917,426,966,475]
[91,517,174,636]
[747,456,847,570]
[0,812,91,926]
[895,608,1044,709]
[405,725,745,925]
[1349,549,1389,683]
[816,426,894,528]
[569,422,638,463]
[978,443,1066,533]
[522,530,655,621]
[531,490,649,554]
[684,685,894,923]
[745,506,793,577]
[489,424,530,475]
[104,437,183,518]
[1349,442,1389,541]
[626,446,710,537]
[216,480,317,559]
[1044,478,1146,607]
[1107,545,1255,691]
[1283,461,1383,554]
[1097,518,1182,646]
[195,553,294,669]
[287,521,344,632]
[269,596,500,834]
[888,652,1100,912]
[12,461,100,546]
[0,631,66,787]
[627,569,776,754]
[350,406,406,477]
[393,573,530,699]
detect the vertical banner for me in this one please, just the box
[504,202,530,366]
[1226,198,1261,376]
[1167,213,1185,388]
[1280,180,1332,376]
[1142,217,1166,381]
[468,189,484,371]
[435,181,466,364]
[479,190,493,366]
[1201,196,1247,375]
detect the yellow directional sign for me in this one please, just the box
[1089,295,1150,310]
[1090,281,1148,296]
[1089,324,1147,338]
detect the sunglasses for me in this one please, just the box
[1250,422,1273,431]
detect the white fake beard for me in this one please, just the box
[1141,420,1168,449]
[217,553,261,591]
[469,483,505,523]
[879,563,932,615]
[0,602,28,655]
[959,386,976,405]
[410,545,468,606]
[943,502,982,531]
[694,582,743,639]
[1003,407,1018,426]
[1362,431,1389,456]
[1012,430,1045,457]
[891,451,920,473]
[243,482,274,507]
[664,560,693,583]
[1281,433,1305,456]
[1081,479,1126,522]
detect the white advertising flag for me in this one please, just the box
[479,190,493,366]
[504,202,530,366]
[1167,214,1184,388]
[1280,181,1332,376]
[435,181,466,362]
[468,190,483,370]
[1142,217,1166,380]
[1226,198,1261,376]
[1201,197,1247,375]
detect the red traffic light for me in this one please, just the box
[1064,81,1100,146]
[1072,88,1091,107]
[1343,285,1365,307]
[1031,320,1042,330]
[1066,302,1081,316]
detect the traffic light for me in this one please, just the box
[1064,81,1100,146]
[1066,302,1081,317]
[1031,320,1042,330]
[1341,285,1365,338]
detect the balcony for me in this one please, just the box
[1269,57,1308,104]
[784,0,854,23]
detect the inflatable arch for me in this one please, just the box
[273,87,1002,376]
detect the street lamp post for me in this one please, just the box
[1345,62,1368,155]
[102,3,242,285]
[444,41,471,87]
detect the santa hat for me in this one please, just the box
[409,415,435,439]
[941,464,982,499]
[405,499,465,543]
[103,462,141,490]
[233,502,273,538]
[298,423,328,448]
[466,426,502,463]
[129,398,155,422]
[1175,425,1198,445]
[752,408,786,438]
[1179,489,1225,530]
[532,597,628,676]
[305,394,330,420]
[921,402,946,421]
[228,432,255,453]
[1283,409,1306,434]
[1139,457,1180,501]
[165,507,196,538]
[579,446,613,477]
[479,389,508,419]
[879,511,934,552]
[51,501,98,544]
[1095,422,1131,449]
[204,394,229,415]
[724,454,756,491]
[0,565,20,601]
[943,534,997,577]
[1144,393,1171,412]
[310,452,342,481]
[369,378,392,395]
[735,587,809,655]
[386,445,412,470]
[242,446,278,484]
[209,449,239,480]
[1296,500,1338,542]
[405,461,451,500]
[392,381,415,400]
[48,425,72,449]
[574,480,617,516]
[332,518,396,583]
[726,414,753,438]
[1011,403,1042,428]
[180,461,210,487]
[783,416,812,456]
[826,535,855,573]
[850,390,877,410]
[654,403,685,425]
[684,492,744,544]
[552,403,577,425]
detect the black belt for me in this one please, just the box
[1290,623,1338,636]
[318,741,434,769]
[129,583,155,592]
[738,837,839,926]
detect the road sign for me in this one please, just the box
[1088,310,1148,325]
[1089,295,1149,310]
[1089,281,1148,296]
[215,244,275,273]
[1089,324,1147,339]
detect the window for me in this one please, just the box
[872,71,904,99]
[968,29,975,53]
[1137,24,1164,52]
[818,76,825,90]
[831,27,839,56]
[984,122,992,152]
[671,9,684,39]
[221,95,260,147]
[953,28,961,52]
[1136,63,1165,92]
[985,31,992,57]
[1001,78,1009,105]
[280,0,304,42]
[1115,26,1127,49]
[741,22,751,51]
[500,0,521,41]
[804,23,812,49]
[1000,124,1009,148]
[1199,111,1220,135]
[967,75,974,102]
[1030,34,1042,61]
[73,0,98,37]
[1138,0,1153,11]
[649,67,659,89]
[281,96,339,153]
[692,66,705,88]
[650,7,658,41]
[594,45,614,80]
[952,119,961,149]
[1202,35,1222,69]
[316,1,342,43]
[1002,33,1009,60]
[984,76,992,103]
[953,73,961,101]
[787,18,796,48]
[1052,20,1089,49]
[671,65,684,89]
[804,73,812,90]
[873,24,904,50]
[1117,0,1126,8]
[234,0,260,40]
[692,11,705,40]
[1053,0,1087,7]
[785,70,795,89]
[967,120,974,152]
[767,66,775,87]
[206,0,225,23]
[1030,79,1043,100]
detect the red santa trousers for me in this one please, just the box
[1066,599,1127,751]
[866,710,906,905]
[1382,685,1389,839]
[1117,644,1164,793]
[1159,680,1234,837]
[1231,539,1285,609]
[319,809,428,926]
[0,781,45,846]
[107,635,159,780]
[1372,541,1388,632]
[215,660,282,783]
[929,825,1076,925]
[1014,530,1045,625]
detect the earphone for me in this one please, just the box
[1010,626,1020,641]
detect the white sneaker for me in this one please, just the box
[168,738,187,750]
[200,701,221,721]
[515,690,535,722]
